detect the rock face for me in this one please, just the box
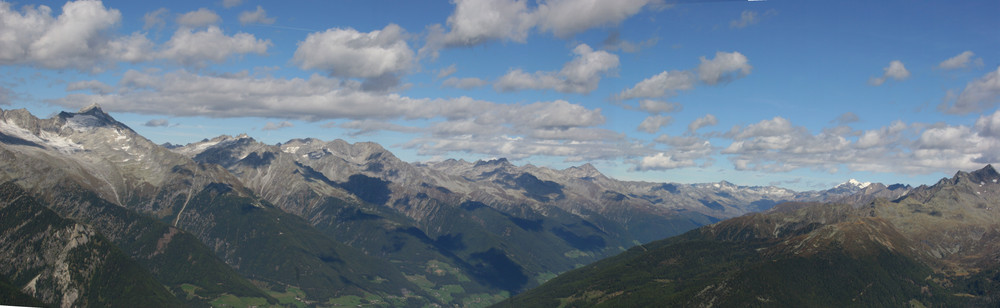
[500,165,1000,307]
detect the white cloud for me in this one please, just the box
[697,51,752,85]
[262,121,294,131]
[440,0,535,46]
[638,115,672,133]
[868,60,910,86]
[0,0,134,72]
[939,66,1000,114]
[239,6,275,25]
[144,119,170,127]
[443,77,489,89]
[617,70,695,100]
[634,152,697,170]
[176,8,220,28]
[437,64,457,78]
[0,2,259,71]
[222,0,244,8]
[423,0,656,56]
[534,0,651,38]
[638,99,680,114]
[143,8,168,30]
[938,51,983,70]
[293,24,414,87]
[494,44,618,94]
[688,114,718,133]
[159,26,270,67]
[975,109,1000,138]
[714,113,1000,174]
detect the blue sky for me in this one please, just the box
[1,0,998,190]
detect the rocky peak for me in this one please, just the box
[563,163,604,179]
[474,157,510,168]
[968,164,999,184]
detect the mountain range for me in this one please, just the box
[0,105,943,307]
[500,165,1000,307]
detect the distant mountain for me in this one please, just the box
[498,165,1000,307]
[0,105,920,306]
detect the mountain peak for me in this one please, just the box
[474,157,510,167]
[960,164,1000,185]
[78,103,104,114]
[841,179,872,189]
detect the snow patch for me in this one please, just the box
[844,179,871,189]
[283,146,299,154]
[0,119,83,153]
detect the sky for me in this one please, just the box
[1,0,998,191]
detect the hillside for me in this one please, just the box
[499,166,1000,307]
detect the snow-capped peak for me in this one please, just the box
[842,179,871,189]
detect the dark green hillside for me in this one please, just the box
[40,182,273,305]
[0,182,181,307]
[172,183,432,305]
[498,222,959,307]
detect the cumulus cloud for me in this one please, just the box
[422,0,656,56]
[534,0,651,38]
[938,51,983,70]
[0,1,263,71]
[293,24,413,90]
[638,99,681,114]
[438,0,535,47]
[716,112,1000,174]
[617,70,695,100]
[437,64,457,78]
[495,44,618,94]
[938,66,1000,114]
[634,152,697,170]
[177,8,220,28]
[638,115,672,133]
[159,26,270,67]
[869,60,910,86]
[697,51,752,85]
[443,77,489,89]
[688,114,718,133]
[0,0,144,71]
[143,8,168,30]
[261,121,294,131]
[617,51,751,100]
[239,6,275,25]
[144,119,170,127]
[51,68,625,162]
